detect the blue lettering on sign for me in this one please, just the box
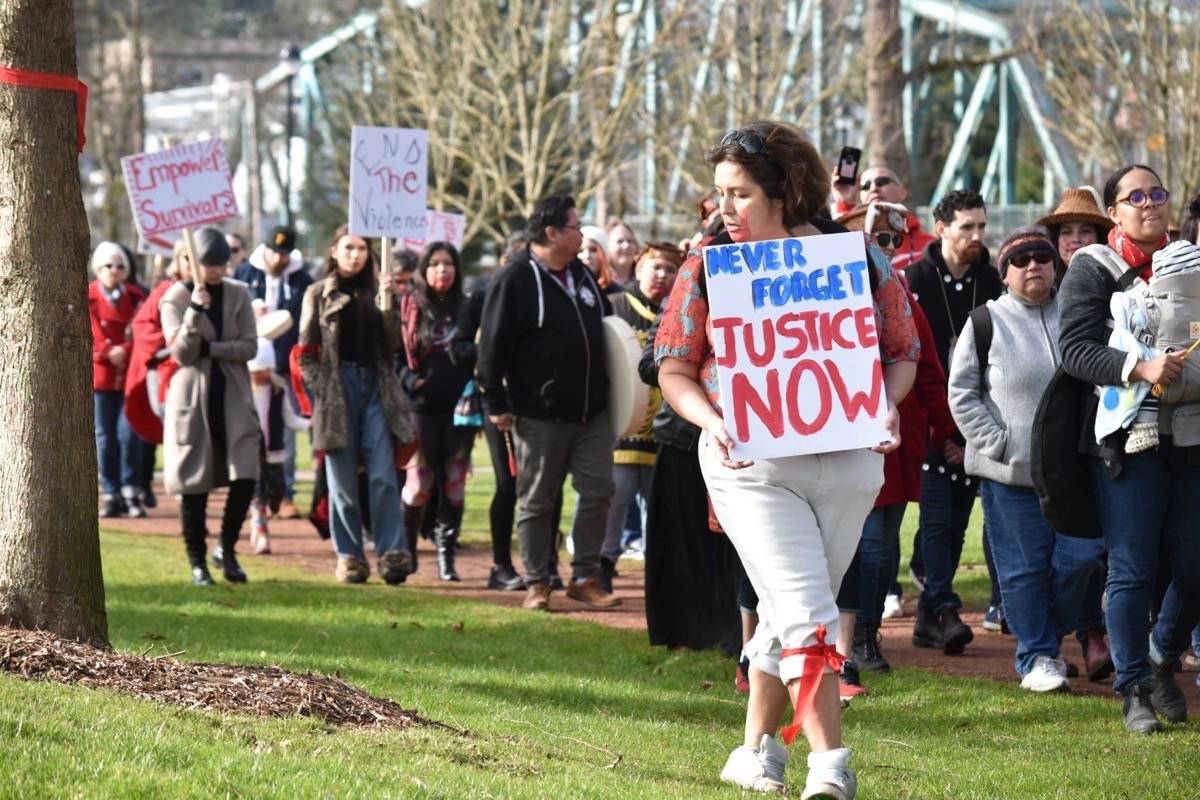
[844,260,868,295]
[709,238,868,309]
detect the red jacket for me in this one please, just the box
[875,284,957,507]
[124,279,176,443]
[89,280,145,392]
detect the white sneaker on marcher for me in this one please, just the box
[882,593,903,619]
[1020,655,1070,693]
[719,734,787,794]
[801,748,856,800]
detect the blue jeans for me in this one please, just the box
[325,365,406,561]
[602,464,652,562]
[1090,447,1200,693]
[917,468,978,611]
[980,480,1104,677]
[856,502,906,628]
[282,381,299,500]
[94,390,140,496]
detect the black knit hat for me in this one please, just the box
[996,225,1056,277]
[193,227,232,267]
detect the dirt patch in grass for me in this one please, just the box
[0,625,458,732]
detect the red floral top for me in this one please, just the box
[655,236,920,412]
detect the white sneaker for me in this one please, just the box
[801,765,857,800]
[719,734,787,794]
[882,593,903,619]
[1020,655,1070,693]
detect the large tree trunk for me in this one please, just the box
[864,0,908,181]
[0,0,107,645]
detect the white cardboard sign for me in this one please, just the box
[703,232,888,461]
[121,139,239,239]
[348,126,428,240]
[400,210,467,253]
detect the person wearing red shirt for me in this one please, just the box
[831,165,937,271]
[89,241,147,518]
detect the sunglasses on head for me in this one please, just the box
[1009,251,1055,269]
[719,129,785,178]
[860,176,894,192]
[873,231,903,249]
[1117,187,1170,209]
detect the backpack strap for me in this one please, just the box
[1116,266,1143,291]
[969,305,993,381]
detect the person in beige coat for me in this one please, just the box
[298,225,415,585]
[160,227,260,586]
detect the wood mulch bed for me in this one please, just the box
[0,625,458,732]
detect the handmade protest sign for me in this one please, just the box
[400,210,466,253]
[704,232,888,461]
[121,139,238,240]
[348,126,428,240]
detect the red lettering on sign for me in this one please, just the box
[826,357,884,421]
[712,317,743,368]
[731,369,783,442]
[786,360,832,435]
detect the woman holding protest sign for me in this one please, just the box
[160,228,259,586]
[657,121,917,799]
[298,225,415,586]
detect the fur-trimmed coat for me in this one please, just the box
[297,273,414,451]
[160,279,260,495]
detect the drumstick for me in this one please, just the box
[504,430,518,478]
[1151,338,1200,398]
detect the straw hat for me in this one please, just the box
[1037,186,1114,233]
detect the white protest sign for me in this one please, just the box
[348,126,428,240]
[704,232,888,461]
[121,139,239,240]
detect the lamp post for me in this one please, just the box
[280,45,301,227]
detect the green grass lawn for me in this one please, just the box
[1,529,1197,799]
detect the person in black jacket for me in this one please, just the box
[477,195,619,612]
[399,242,474,581]
[904,190,1003,657]
[233,225,313,519]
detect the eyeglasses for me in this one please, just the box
[873,232,904,249]
[860,176,895,192]
[1009,252,1055,269]
[1117,187,1170,208]
[100,262,127,271]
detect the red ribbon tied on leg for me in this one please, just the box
[778,624,846,746]
[0,65,89,152]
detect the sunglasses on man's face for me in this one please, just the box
[1117,187,1170,209]
[860,176,894,192]
[873,231,903,249]
[1009,252,1055,269]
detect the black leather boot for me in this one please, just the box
[853,623,891,673]
[1151,656,1188,723]
[212,533,247,583]
[938,606,974,655]
[1123,685,1164,734]
[911,603,943,649]
[435,506,462,582]
[403,503,424,574]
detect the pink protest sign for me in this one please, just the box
[121,139,239,239]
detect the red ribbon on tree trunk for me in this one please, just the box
[778,624,846,746]
[0,65,89,152]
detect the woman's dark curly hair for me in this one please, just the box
[705,120,829,229]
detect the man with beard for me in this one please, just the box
[904,190,1002,657]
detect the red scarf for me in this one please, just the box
[1108,226,1168,281]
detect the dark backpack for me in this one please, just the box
[1029,264,1143,539]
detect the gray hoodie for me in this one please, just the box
[948,291,1061,488]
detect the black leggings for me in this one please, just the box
[180,479,256,566]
